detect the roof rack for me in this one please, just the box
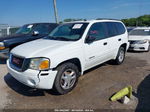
[96,18,120,21]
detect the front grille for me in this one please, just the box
[10,54,25,70]
[129,40,140,44]
[10,54,30,72]
[140,47,145,50]
[129,40,136,44]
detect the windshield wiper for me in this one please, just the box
[47,36,57,40]
[47,36,75,41]
[56,37,73,41]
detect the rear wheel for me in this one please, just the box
[53,62,79,95]
[113,47,125,65]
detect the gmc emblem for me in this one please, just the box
[13,57,20,65]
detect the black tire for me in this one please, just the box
[53,62,79,95]
[113,47,125,65]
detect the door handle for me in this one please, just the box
[118,38,121,41]
[103,42,107,45]
[89,56,95,59]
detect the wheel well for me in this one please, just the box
[120,43,127,50]
[54,58,82,73]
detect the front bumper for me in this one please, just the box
[0,48,9,58]
[126,42,130,51]
[7,60,57,89]
[129,43,149,51]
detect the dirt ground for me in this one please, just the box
[0,52,150,112]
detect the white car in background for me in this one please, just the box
[128,27,150,52]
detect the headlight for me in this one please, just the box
[29,58,50,70]
[135,40,148,44]
[0,42,5,50]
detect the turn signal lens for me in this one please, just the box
[39,60,49,70]
[29,58,50,70]
[0,47,5,50]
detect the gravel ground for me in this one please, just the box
[0,52,150,112]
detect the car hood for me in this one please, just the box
[129,35,150,41]
[11,38,74,58]
[0,34,28,42]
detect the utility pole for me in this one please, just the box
[53,0,59,23]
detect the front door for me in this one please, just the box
[84,22,109,70]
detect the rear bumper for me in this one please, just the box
[7,60,58,89]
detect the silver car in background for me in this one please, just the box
[128,27,150,52]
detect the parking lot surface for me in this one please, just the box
[0,52,150,111]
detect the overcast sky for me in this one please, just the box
[0,0,150,26]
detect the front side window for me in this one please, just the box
[48,23,88,41]
[16,24,34,34]
[87,23,107,41]
[129,29,150,36]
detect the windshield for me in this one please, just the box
[16,24,34,34]
[48,23,88,41]
[129,29,150,36]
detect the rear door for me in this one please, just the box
[104,22,125,58]
[84,22,110,70]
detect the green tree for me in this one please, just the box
[63,18,86,23]
[121,15,150,27]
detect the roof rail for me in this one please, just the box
[96,18,120,21]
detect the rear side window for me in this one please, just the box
[105,22,126,37]
[48,24,58,33]
[33,24,50,34]
[88,22,107,41]
[105,22,118,37]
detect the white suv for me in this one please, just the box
[7,19,128,94]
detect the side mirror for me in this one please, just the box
[32,31,39,36]
[85,36,96,43]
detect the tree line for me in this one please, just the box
[121,15,150,27]
[61,15,150,27]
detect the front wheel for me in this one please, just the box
[53,62,79,95]
[113,47,125,65]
